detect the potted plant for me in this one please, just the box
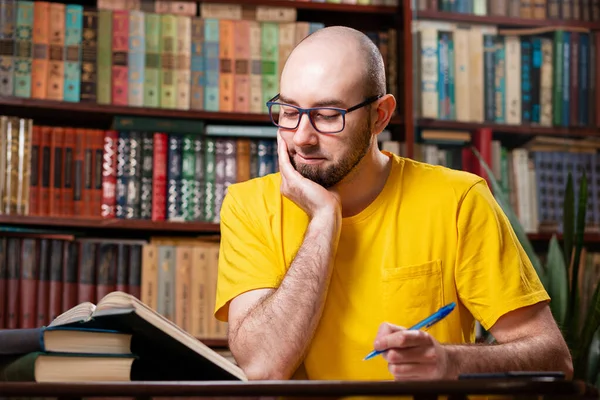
[471,146,600,385]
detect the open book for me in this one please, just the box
[49,291,247,381]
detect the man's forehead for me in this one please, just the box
[277,94,348,108]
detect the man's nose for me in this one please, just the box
[292,113,318,147]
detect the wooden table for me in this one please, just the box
[0,378,597,400]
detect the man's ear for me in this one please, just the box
[372,94,397,135]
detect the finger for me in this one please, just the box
[384,345,438,365]
[375,329,431,351]
[388,362,437,381]
[375,322,404,340]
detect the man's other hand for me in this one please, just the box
[277,132,341,219]
[373,322,451,381]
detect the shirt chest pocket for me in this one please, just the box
[382,259,444,328]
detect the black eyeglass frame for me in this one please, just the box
[265,93,384,134]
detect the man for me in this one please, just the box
[214,26,573,381]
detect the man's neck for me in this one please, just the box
[333,146,393,218]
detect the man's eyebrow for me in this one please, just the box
[278,95,347,108]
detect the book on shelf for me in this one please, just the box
[0,290,246,382]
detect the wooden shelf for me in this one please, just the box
[415,10,600,30]
[0,97,403,126]
[417,118,600,137]
[528,232,600,243]
[0,215,220,233]
[201,0,398,13]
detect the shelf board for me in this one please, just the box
[0,215,221,233]
[528,232,600,243]
[417,118,600,137]
[0,97,403,126]
[415,10,600,29]
[200,0,398,13]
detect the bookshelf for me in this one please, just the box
[1,0,599,352]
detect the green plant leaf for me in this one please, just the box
[574,278,600,380]
[470,146,546,286]
[586,327,600,384]
[563,173,574,284]
[546,234,568,328]
[570,171,587,325]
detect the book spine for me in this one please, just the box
[203,137,216,222]
[494,36,506,123]
[0,0,15,97]
[261,22,279,110]
[93,129,104,217]
[128,10,145,107]
[19,238,36,329]
[125,131,141,219]
[218,19,234,112]
[140,131,153,220]
[35,238,48,326]
[80,8,98,103]
[30,1,49,99]
[77,241,96,304]
[176,15,191,110]
[96,243,117,300]
[204,18,219,111]
[28,125,40,216]
[248,21,262,113]
[159,14,176,109]
[570,32,579,126]
[82,129,94,216]
[540,37,553,126]
[157,245,175,321]
[190,17,204,110]
[116,243,129,293]
[112,10,129,106]
[64,4,82,102]
[483,34,496,122]
[579,33,589,126]
[47,239,63,323]
[233,20,250,113]
[128,244,142,299]
[115,131,130,219]
[521,36,532,124]
[97,9,112,104]
[151,132,167,221]
[531,37,542,124]
[101,129,118,218]
[62,240,78,312]
[180,134,195,221]
[167,134,183,221]
[562,32,571,127]
[38,126,51,216]
[13,0,33,98]
[49,127,63,217]
[143,12,160,108]
[61,128,75,216]
[192,137,205,221]
[73,128,85,216]
[46,2,64,101]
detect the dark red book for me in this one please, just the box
[152,132,168,221]
[48,239,64,322]
[0,237,7,328]
[77,239,97,304]
[62,240,78,313]
[19,238,38,329]
[6,238,21,329]
[96,242,117,301]
[36,239,50,327]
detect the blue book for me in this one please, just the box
[64,4,83,102]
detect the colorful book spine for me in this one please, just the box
[248,21,262,113]
[0,0,15,97]
[176,15,191,110]
[97,9,112,104]
[143,12,160,108]
[128,10,145,107]
[64,4,83,102]
[125,131,141,219]
[159,14,176,109]
[203,137,216,222]
[190,17,204,110]
[115,131,130,219]
[13,0,33,98]
[204,18,219,112]
[261,22,279,111]
[192,137,204,221]
[47,2,65,101]
[181,134,195,221]
[30,1,49,99]
[233,20,250,113]
[140,132,153,219]
[218,19,234,112]
[167,134,183,221]
[80,8,98,103]
[111,10,129,106]
[151,132,167,221]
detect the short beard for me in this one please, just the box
[289,116,372,189]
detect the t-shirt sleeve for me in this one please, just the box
[455,179,550,331]
[214,186,282,322]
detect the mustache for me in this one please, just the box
[289,147,326,159]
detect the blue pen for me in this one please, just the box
[363,302,456,361]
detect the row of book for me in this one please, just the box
[413,130,600,234]
[0,233,227,340]
[415,20,600,128]
[96,0,399,12]
[0,1,398,114]
[416,0,600,21]
[0,115,281,222]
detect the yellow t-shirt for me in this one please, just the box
[215,152,549,381]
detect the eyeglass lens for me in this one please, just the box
[269,104,344,133]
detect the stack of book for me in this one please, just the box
[0,291,246,382]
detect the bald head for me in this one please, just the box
[280,26,386,101]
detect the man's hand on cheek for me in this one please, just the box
[373,322,452,381]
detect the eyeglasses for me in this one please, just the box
[266,94,383,134]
